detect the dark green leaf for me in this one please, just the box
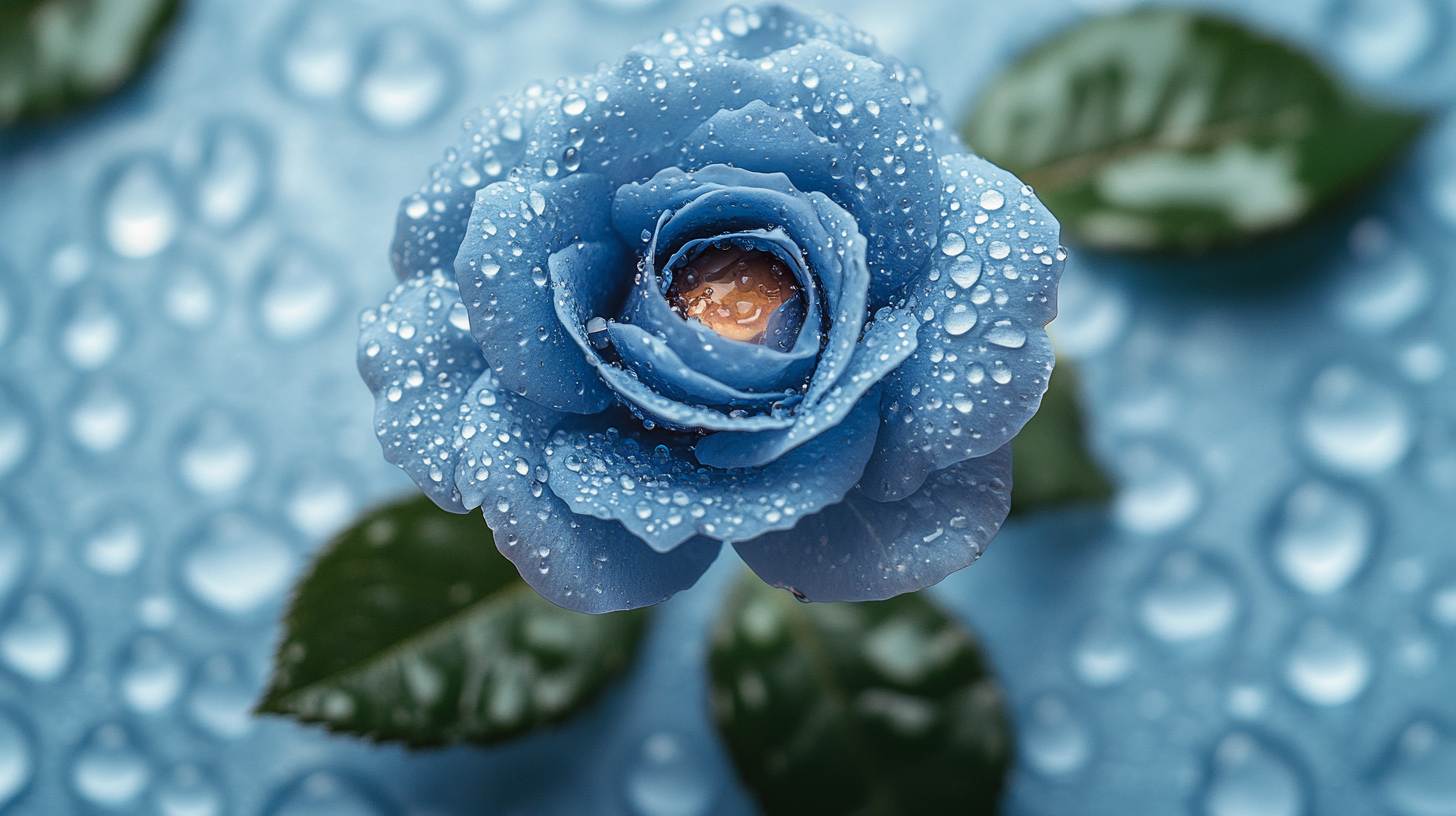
[708,572,1010,816]
[1011,359,1113,515]
[964,8,1427,253]
[258,493,649,747]
[0,0,180,126]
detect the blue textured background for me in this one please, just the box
[1,0,1454,813]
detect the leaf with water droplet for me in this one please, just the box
[0,0,181,126]
[708,571,1010,816]
[1010,360,1113,515]
[257,493,649,747]
[964,8,1428,252]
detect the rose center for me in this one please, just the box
[666,245,802,344]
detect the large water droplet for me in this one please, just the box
[1140,551,1238,644]
[187,654,256,738]
[256,242,341,342]
[81,512,146,575]
[71,724,150,808]
[624,732,716,816]
[119,635,183,714]
[177,411,257,496]
[68,379,136,454]
[1329,0,1436,82]
[355,28,455,132]
[1300,365,1412,477]
[1381,720,1456,816]
[266,771,392,816]
[1271,481,1375,595]
[1114,446,1200,535]
[0,593,75,683]
[1021,694,1091,777]
[60,290,125,370]
[181,514,296,616]
[192,119,269,232]
[156,764,225,816]
[942,303,977,336]
[1202,733,1305,816]
[102,157,180,259]
[276,4,358,100]
[1333,219,1433,334]
[286,470,356,541]
[0,711,32,810]
[1284,618,1371,706]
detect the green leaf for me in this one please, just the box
[0,0,180,126]
[258,493,649,747]
[708,572,1011,816]
[1010,359,1113,515]
[963,8,1428,253]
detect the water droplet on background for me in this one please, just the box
[101,157,180,259]
[72,724,150,808]
[0,593,75,683]
[1072,619,1137,688]
[267,771,391,816]
[162,257,222,330]
[181,515,296,617]
[0,712,32,810]
[1381,720,1456,816]
[1203,733,1305,816]
[1329,0,1437,82]
[120,636,184,714]
[1021,694,1092,778]
[1271,481,1375,595]
[1140,551,1239,644]
[156,764,224,816]
[177,411,257,496]
[623,731,716,816]
[1300,365,1412,477]
[286,471,356,540]
[81,513,146,575]
[69,379,137,454]
[187,654,256,738]
[256,242,342,342]
[1284,618,1372,706]
[355,28,455,132]
[192,120,269,231]
[60,290,125,371]
[276,4,358,100]
[1114,446,1201,535]
[456,0,521,20]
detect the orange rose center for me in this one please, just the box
[666,245,801,344]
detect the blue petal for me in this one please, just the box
[606,323,800,412]
[678,100,845,199]
[696,307,919,468]
[391,94,559,281]
[521,18,941,304]
[359,272,488,512]
[594,363,795,434]
[548,238,636,368]
[733,444,1013,603]
[544,396,881,553]
[449,370,721,612]
[455,172,618,413]
[860,153,1062,502]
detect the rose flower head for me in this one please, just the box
[360,4,1062,613]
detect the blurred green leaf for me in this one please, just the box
[258,493,649,747]
[964,8,1427,253]
[0,0,180,126]
[1011,360,1113,515]
[708,572,1010,816]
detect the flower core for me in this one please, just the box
[667,244,802,343]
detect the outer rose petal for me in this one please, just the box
[733,444,1013,602]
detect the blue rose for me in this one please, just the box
[360,4,1062,612]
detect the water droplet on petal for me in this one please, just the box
[979,189,1005,211]
[942,304,977,336]
[940,231,966,256]
[988,241,1011,260]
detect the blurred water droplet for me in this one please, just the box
[102,158,180,259]
[1071,619,1136,688]
[286,472,356,540]
[120,636,184,714]
[181,515,296,616]
[0,386,30,480]
[1382,721,1456,816]
[256,243,341,342]
[267,771,391,816]
[162,257,221,330]
[82,513,146,575]
[69,379,136,454]
[0,504,28,607]
[457,0,521,19]
[1022,694,1091,777]
[624,731,716,816]
[177,411,257,496]
[60,291,125,370]
[193,120,269,231]
[1271,481,1375,595]
[187,654,255,738]
[1300,365,1412,477]
[1329,0,1436,82]
[0,712,32,809]
[355,28,455,132]
[156,764,224,816]
[1333,222,1433,334]
[1140,551,1238,643]
[1284,618,1371,706]
[72,724,150,808]
[1050,261,1127,358]
[1203,733,1305,816]
[1114,446,1200,535]
[583,0,671,11]
[0,593,75,683]
[276,5,357,100]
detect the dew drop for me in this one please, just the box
[177,411,256,496]
[988,241,1011,260]
[181,515,296,616]
[266,771,391,816]
[119,636,183,714]
[1381,720,1456,816]
[0,712,32,810]
[355,28,454,131]
[940,231,966,256]
[69,380,136,454]
[983,320,1027,349]
[949,257,981,289]
[1329,0,1435,82]
[276,6,357,99]
[0,593,74,682]
[60,291,124,370]
[1300,365,1412,476]
[943,303,977,336]
[1271,481,1374,595]
[561,94,586,116]
[1114,447,1200,535]
[979,189,1005,211]
[82,513,146,575]
[156,764,224,816]
[187,654,255,738]
[1139,551,1238,643]
[71,724,150,808]
[1071,619,1136,688]
[1021,695,1091,778]
[162,259,220,330]
[624,732,716,816]
[0,386,31,479]
[256,243,341,342]
[1283,618,1371,706]
[1202,733,1305,816]
[193,120,268,231]
[102,158,179,259]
